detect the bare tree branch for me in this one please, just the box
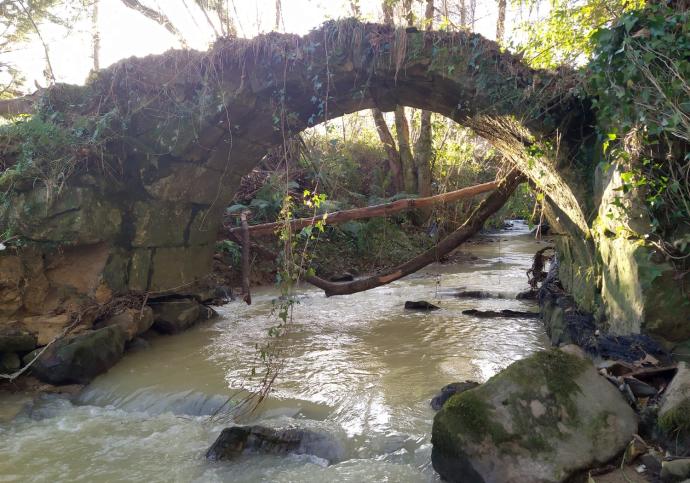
[119,0,188,48]
[15,0,55,83]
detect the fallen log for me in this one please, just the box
[227,180,498,238]
[302,169,525,296]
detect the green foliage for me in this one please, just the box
[215,239,241,267]
[513,0,644,68]
[589,4,690,141]
[588,3,690,241]
[0,115,75,171]
[486,183,536,229]
[658,398,690,436]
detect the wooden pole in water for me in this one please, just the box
[240,211,252,305]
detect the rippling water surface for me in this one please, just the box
[0,222,551,482]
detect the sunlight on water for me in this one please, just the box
[0,222,552,482]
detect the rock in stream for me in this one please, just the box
[431,347,637,483]
[206,425,345,464]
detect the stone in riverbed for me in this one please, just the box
[404,301,440,311]
[431,381,480,411]
[462,308,540,318]
[24,326,126,385]
[0,352,20,373]
[150,298,203,334]
[431,348,637,483]
[329,272,354,282]
[206,425,344,464]
[0,328,37,353]
[95,307,154,341]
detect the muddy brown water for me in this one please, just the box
[0,221,551,482]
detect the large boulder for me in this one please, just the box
[431,348,637,483]
[206,425,344,464]
[95,307,154,341]
[25,325,126,384]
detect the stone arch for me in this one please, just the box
[2,20,594,307]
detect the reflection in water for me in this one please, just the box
[0,222,551,482]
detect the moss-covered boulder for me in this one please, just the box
[95,307,154,341]
[150,297,204,334]
[25,325,126,384]
[431,348,637,483]
[658,362,690,450]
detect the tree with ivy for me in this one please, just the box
[588,1,690,256]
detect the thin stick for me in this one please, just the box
[240,211,252,305]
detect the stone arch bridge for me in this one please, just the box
[1,20,687,361]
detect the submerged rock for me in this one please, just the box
[462,309,540,318]
[431,348,637,483]
[206,425,344,464]
[150,297,213,334]
[431,381,480,411]
[516,289,538,300]
[24,326,126,385]
[329,272,354,282]
[404,301,440,311]
[454,291,512,299]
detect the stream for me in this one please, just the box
[0,221,551,482]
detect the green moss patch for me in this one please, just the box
[659,398,690,435]
[439,391,514,446]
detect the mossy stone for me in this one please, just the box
[431,349,637,483]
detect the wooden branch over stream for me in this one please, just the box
[227,180,499,238]
[302,169,524,296]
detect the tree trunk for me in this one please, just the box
[227,180,499,238]
[415,0,435,200]
[349,0,361,17]
[496,0,506,42]
[92,0,100,71]
[403,0,414,26]
[303,169,525,296]
[274,0,282,31]
[372,108,403,192]
[414,110,434,198]
[395,106,417,193]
